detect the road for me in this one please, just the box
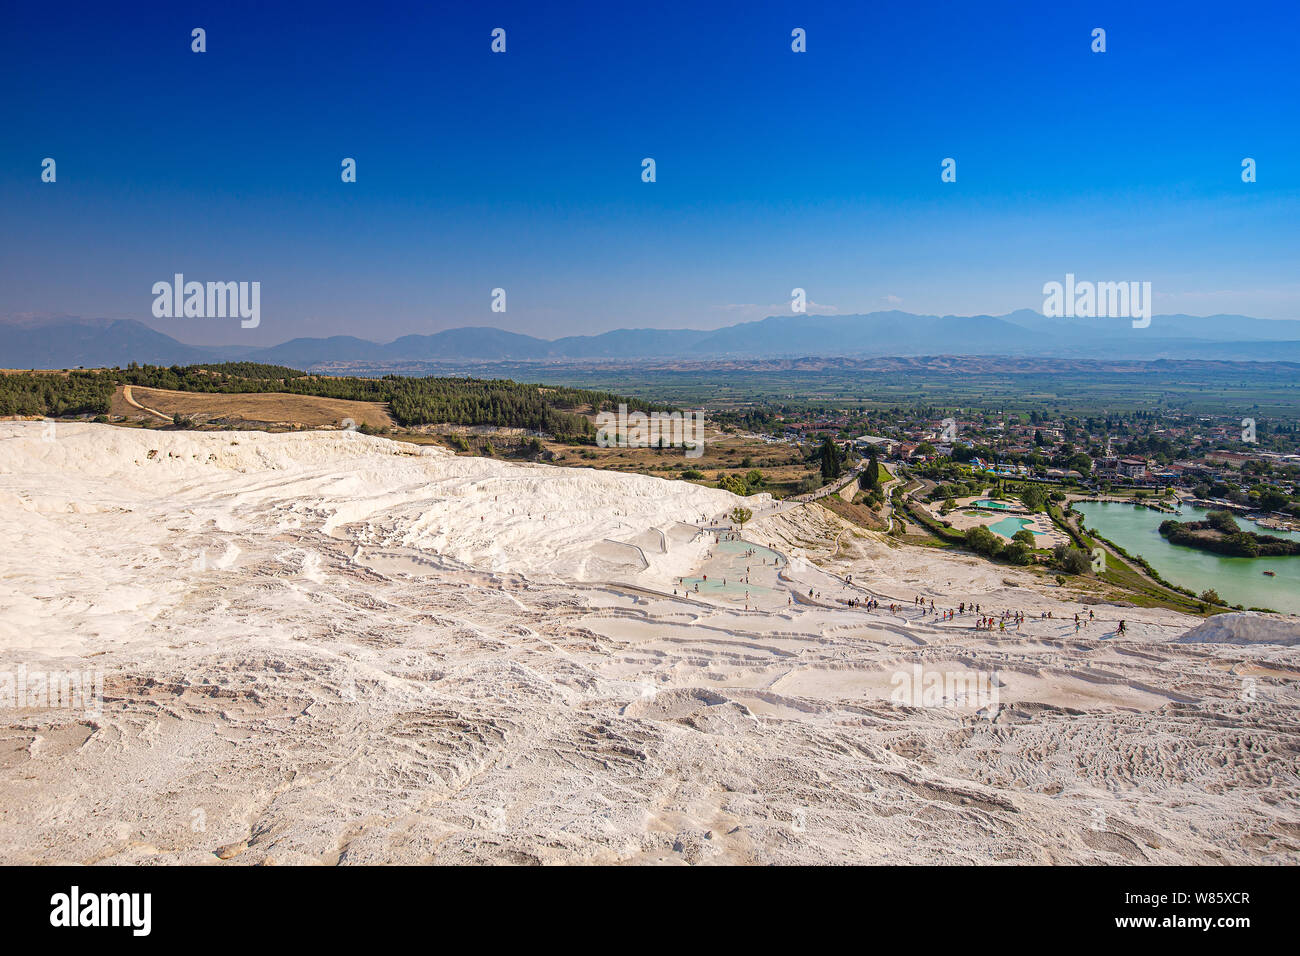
[121,385,172,422]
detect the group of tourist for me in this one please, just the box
[680,531,1135,640]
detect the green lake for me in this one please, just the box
[1075,501,1300,615]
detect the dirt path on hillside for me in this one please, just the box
[120,385,172,422]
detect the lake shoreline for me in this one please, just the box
[1077,501,1300,616]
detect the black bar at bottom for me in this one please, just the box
[0,864,1275,943]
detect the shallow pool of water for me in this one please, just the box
[681,537,780,598]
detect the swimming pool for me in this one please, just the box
[988,516,1041,540]
[972,499,1011,510]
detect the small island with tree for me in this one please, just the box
[1158,510,1300,558]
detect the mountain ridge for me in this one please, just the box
[4,311,1300,370]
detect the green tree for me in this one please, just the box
[1002,541,1032,565]
[797,477,821,494]
[1258,489,1289,512]
[818,436,843,481]
[964,526,1004,557]
[1019,485,1049,513]
[1012,529,1036,548]
[719,474,750,495]
[1052,545,1093,575]
[1206,510,1240,535]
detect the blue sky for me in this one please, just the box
[2,0,1298,345]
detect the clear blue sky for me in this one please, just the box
[2,0,1298,345]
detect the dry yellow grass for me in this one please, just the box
[110,386,394,429]
[538,429,818,494]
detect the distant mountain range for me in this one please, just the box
[5,310,1300,370]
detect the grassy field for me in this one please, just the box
[518,428,820,498]
[111,386,395,429]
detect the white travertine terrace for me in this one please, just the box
[1,422,1296,864]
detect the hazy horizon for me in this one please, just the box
[8,305,1300,353]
